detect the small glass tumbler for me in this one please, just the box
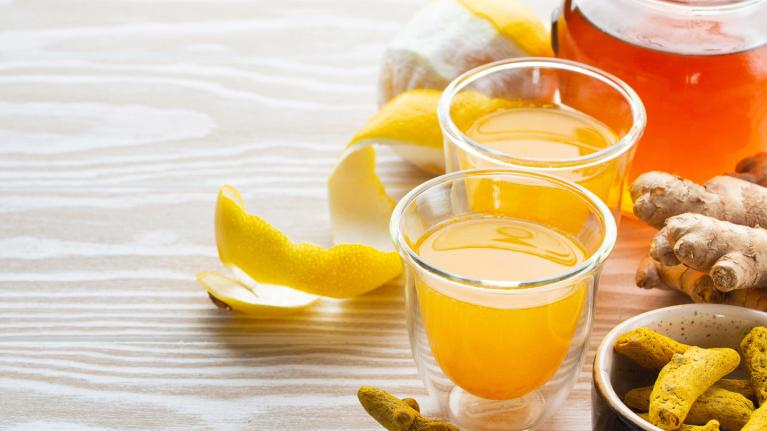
[438,57,645,218]
[390,169,617,431]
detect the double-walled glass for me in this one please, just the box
[438,58,645,217]
[390,169,617,431]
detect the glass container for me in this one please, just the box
[438,58,645,218]
[390,169,617,431]
[554,0,767,183]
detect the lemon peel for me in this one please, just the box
[198,271,318,316]
[200,1,553,314]
[328,89,520,250]
[213,185,402,299]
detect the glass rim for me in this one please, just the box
[437,57,646,170]
[389,168,618,293]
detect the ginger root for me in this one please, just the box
[731,152,767,187]
[636,257,724,303]
[631,171,767,230]
[357,386,458,431]
[651,213,767,292]
[632,155,767,308]
[636,257,767,311]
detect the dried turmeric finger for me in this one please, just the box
[615,327,690,369]
[626,385,753,431]
[683,420,720,431]
[638,414,720,431]
[357,386,458,431]
[717,379,757,402]
[742,403,767,431]
[402,398,420,412]
[740,326,767,405]
[650,347,741,430]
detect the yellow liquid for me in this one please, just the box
[460,105,625,212]
[465,106,617,160]
[415,215,587,400]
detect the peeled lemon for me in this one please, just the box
[379,0,552,104]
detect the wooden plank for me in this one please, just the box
[0,0,684,429]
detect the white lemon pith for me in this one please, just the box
[379,0,551,104]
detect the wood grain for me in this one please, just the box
[0,1,687,429]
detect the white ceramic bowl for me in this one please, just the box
[592,304,767,431]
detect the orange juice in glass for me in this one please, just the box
[390,169,616,431]
[438,58,645,219]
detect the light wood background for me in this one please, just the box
[0,1,687,429]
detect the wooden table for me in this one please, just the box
[0,1,687,429]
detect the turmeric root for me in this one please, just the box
[740,327,767,405]
[614,327,690,370]
[650,347,741,430]
[682,420,721,431]
[626,386,753,431]
[651,213,767,292]
[638,414,721,431]
[731,152,767,187]
[717,379,757,402]
[357,386,458,431]
[630,171,767,230]
[742,404,767,431]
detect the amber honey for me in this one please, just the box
[556,5,767,183]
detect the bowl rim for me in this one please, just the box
[593,303,767,431]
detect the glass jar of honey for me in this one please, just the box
[554,0,767,183]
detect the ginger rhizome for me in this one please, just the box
[650,213,767,292]
[731,152,767,187]
[636,257,767,311]
[632,154,767,307]
[357,386,458,431]
[630,171,767,230]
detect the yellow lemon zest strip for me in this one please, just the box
[215,185,402,299]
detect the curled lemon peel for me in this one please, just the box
[329,89,526,249]
[213,185,402,299]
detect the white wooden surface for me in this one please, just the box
[0,1,686,429]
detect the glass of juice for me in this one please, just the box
[390,169,616,431]
[438,58,645,218]
[554,0,767,184]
